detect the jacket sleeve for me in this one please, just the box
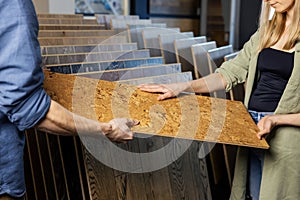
[0,1,51,131]
[215,31,260,92]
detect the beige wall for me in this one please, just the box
[33,0,75,14]
[32,0,49,13]
[49,0,75,14]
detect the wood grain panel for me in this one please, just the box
[159,32,194,64]
[191,41,217,79]
[142,28,181,57]
[38,18,98,25]
[37,14,84,18]
[174,36,207,78]
[76,64,182,81]
[39,24,106,31]
[38,36,128,46]
[25,129,47,200]
[42,50,150,65]
[39,30,118,37]
[41,43,138,55]
[24,134,38,200]
[82,145,118,200]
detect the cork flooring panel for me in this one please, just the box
[43,71,269,149]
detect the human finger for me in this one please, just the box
[158,92,175,100]
[256,129,269,140]
[126,119,140,127]
[138,84,166,93]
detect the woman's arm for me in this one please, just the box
[138,73,227,100]
[37,100,139,143]
[257,113,300,139]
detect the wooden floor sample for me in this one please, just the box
[43,71,269,149]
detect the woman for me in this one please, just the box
[139,0,300,199]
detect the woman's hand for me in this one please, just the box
[257,115,277,139]
[138,82,189,100]
[257,113,300,139]
[102,118,140,143]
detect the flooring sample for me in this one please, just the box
[174,36,207,78]
[38,36,128,46]
[41,43,138,55]
[207,45,234,73]
[159,32,194,64]
[142,28,181,57]
[42,49,150,65]
[224,51,240,61]
[38,30,118,37]
[45,57,164,73]
[127,24,167,49]
[224,51,245,102]
[110,19,152,30]
[96,14,139,29]
[191,41,217,79]
[39,24,106,31]
[76,63,182,81]
[37,14,84,18]
[43,71,269,149]
[38,18,98,25]
[117,71,192,85]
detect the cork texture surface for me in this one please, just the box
[43,71,269,149]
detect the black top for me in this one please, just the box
[248,48,295,112]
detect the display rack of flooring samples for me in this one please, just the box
[95,14,140,29]
[159,32,194,64]
[25,14,207,200]
[22,14,269,200]
[174,36,207,78]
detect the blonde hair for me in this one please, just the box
[258,0,300,51]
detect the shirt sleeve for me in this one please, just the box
[215,31,260,92]
[0,1,51,131]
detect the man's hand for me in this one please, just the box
[102,118,140,143]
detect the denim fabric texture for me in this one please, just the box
[0,0,51,197]
[248,110,273,200]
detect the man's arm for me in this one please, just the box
[37,100,139,142]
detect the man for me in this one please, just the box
[0,0,139,199]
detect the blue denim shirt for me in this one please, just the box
[0,0,51,197]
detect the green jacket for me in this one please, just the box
[217,31,300,200]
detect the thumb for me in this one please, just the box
[127,119,140,127]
